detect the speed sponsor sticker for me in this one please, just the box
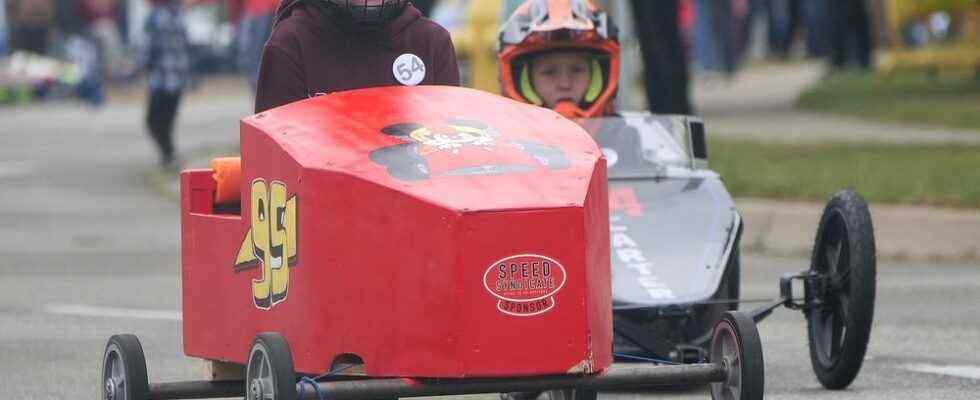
[483,254,567,316]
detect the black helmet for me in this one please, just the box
[323,0,409,27]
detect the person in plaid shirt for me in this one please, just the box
[144,0,191,171]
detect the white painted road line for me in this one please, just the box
[899,363,980,380]
[44,304,181,321]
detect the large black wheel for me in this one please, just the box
[502,389,596,400]
[102,334,150,400]
[709,311,764,400]
[806,190,876,389]
[542,388,598,400]
[246,333,297,400]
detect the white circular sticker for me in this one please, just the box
[393,53,426,86]
[602,147,619,167]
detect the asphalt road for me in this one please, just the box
[1,92,978,399]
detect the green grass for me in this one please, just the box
[709,139,980,208]
[797,69,980,132]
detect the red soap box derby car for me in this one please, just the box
[100,86,876,400]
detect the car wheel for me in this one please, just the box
[102,334,150,400]
[806,190,876,389]
[246,333,297,400]
[710,311,764,400]
[542,388,597,400]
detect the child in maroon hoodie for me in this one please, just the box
[254,0,460,113]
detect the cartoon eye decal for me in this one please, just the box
[276,207,286,231]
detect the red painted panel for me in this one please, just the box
[180,86,611,378]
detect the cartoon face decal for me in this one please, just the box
[369,119,570,181]
[396,120,497,154]
[234,179,298,310]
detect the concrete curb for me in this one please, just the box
[738,197,980,263]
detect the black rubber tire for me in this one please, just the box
[500,391,542,400]
[102,334,150,400]
[246,333,297,400]
[542,388,598,400]
[709,311,764,400]
[806,190,876,390]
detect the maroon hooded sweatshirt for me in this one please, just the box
[254,0,460,113]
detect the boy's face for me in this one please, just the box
[530,52,592,109]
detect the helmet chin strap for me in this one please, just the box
[553,100,586,119]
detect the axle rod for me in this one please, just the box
[146,363,727,400]
[301,364,726,400]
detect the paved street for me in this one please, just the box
[1,81,978,399]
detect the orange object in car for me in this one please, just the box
[211,157,242,205]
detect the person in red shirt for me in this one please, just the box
[254,0,460,113]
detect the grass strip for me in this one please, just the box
[797,69,980,132]
[709,138,980,208]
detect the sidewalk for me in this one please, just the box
[738,198,980,262]
[692,62,980,144]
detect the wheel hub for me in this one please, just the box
[104,378,117,400]
[250,379,264,400]
[722,355,736,386]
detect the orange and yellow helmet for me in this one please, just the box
[498,0,620,119]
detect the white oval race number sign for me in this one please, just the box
[393,53,426,86]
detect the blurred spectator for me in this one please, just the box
[827,0,873,70]
[693,0,736,74]
[768,0,801,58]
[66,34,106,106]
[80,0,130,79]
[54,0,85,37]
[801,0,829,58]
[631,0,692,114]
[0,0,8,56]
[6,0,56,55]
[144,0,191,170]
[230,0,277,92]
[114,0,130,45]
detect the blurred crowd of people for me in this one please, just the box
[0,0,881,170]
[686,0,875,76]
[1,0,138,105]
[0,0,882,106]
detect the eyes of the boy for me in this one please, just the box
[538,64,588,78]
